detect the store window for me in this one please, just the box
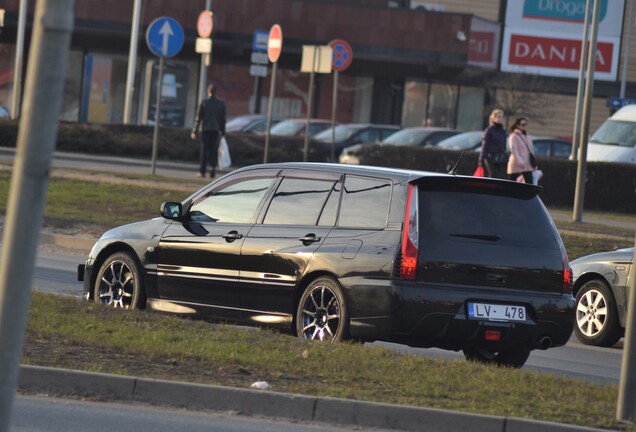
[80,53,129,124]
[60,50,84,122]
[401,80,428,127]
[428,83,457,128]
[456,86,485,132]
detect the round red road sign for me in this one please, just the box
[197,11,213,38]
[328,39,353,72]
[267,24,283,63]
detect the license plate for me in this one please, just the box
[467,302,526,322]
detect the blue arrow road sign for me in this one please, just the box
[146,17,184,58]
[609,97,636,110]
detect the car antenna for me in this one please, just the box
[447,152,464,176]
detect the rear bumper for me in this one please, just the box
[348,280,575,351]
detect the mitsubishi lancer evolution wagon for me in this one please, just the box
[79,163,574,368]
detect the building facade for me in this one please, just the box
[0,0,634,138]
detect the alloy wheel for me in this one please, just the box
[299,285,341,341]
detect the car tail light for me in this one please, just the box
[399,185,419,280]
[561,246,573,294]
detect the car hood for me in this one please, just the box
[586,143,636,163]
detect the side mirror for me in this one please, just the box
[160,202,183,220]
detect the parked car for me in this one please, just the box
[340,127,458,164]
[436,131,484,151]
[313,123,401,159]
[570,247,633,347]
[586,105,636,164]
[226,114,285,134]
[269,118,332,137]
[78,163,574,368]
[436,131,572,159]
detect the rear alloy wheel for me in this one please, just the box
[574,280,621,347]
[463,346,531,368]
[296,277,349,342]
[94,252,145,309]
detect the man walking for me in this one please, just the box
[191,83,226,178]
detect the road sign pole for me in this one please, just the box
[197,2,212,108]
[304,48,318,163]
[123,0,141,124]
[0,1,74,430]
[264,62,277,163]
[573,0,600,223]
[570,0,591,161]
[151,57,164,175]
[331,70,339,162]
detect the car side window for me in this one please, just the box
[553,141,571,158]
[189,178,275,224]
[338,176,391,228]
[533,141,549,157]
[380,128,398,140]
[355,129,377,143]
[263,178,337,225]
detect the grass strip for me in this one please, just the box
[24,292,623,430]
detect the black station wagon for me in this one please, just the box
[79,163,574,368]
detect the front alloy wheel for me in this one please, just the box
[94,252,145,309]
[296,277,349,342]
[574,280,621,347]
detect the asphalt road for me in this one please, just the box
[11,395,389,432]
[34,249,624,385]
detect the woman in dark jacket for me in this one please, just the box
[478,109,508,179]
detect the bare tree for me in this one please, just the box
[484,73,558,129]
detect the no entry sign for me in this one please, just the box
[268,24,283,63]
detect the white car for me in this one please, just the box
[586,105,636,164]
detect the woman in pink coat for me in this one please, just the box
[507,117,535,184]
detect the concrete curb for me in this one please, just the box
[18,365,611,432]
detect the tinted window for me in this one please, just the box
[419,190,558,248]
[189,178,275,224]
[318,181,341,226]
[338,176,391,228]
[533,140,550,157]
[263,178,337,225]
[553,141,572,158]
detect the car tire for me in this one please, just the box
[296,277,349,342]
[574,279,621,347]
[463,345,531,368]
[94,251,145,310]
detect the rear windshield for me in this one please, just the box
[418,188,559,248]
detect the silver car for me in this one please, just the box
[570,247,634,347]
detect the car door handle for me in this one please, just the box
[222,231,244,242]
[299,234,321,245]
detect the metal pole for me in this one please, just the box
[263,61,277,163]
[570,0,591,161]
[617,235,636,423]
[123,0,141,124]
[620,0,634,99]
[0,1,74,431]
[303,47,317,163]
[151,57,164,175]
[10,0,27,119]
[330,70,339,162]
[197,0,212,108]
[573,0,600,223]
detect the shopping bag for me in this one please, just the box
[473,166,485,177]
[532,169,543,185]
[217,136,232,169]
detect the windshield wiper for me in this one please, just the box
[449,233,501,241]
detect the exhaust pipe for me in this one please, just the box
[538,336,552,350]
